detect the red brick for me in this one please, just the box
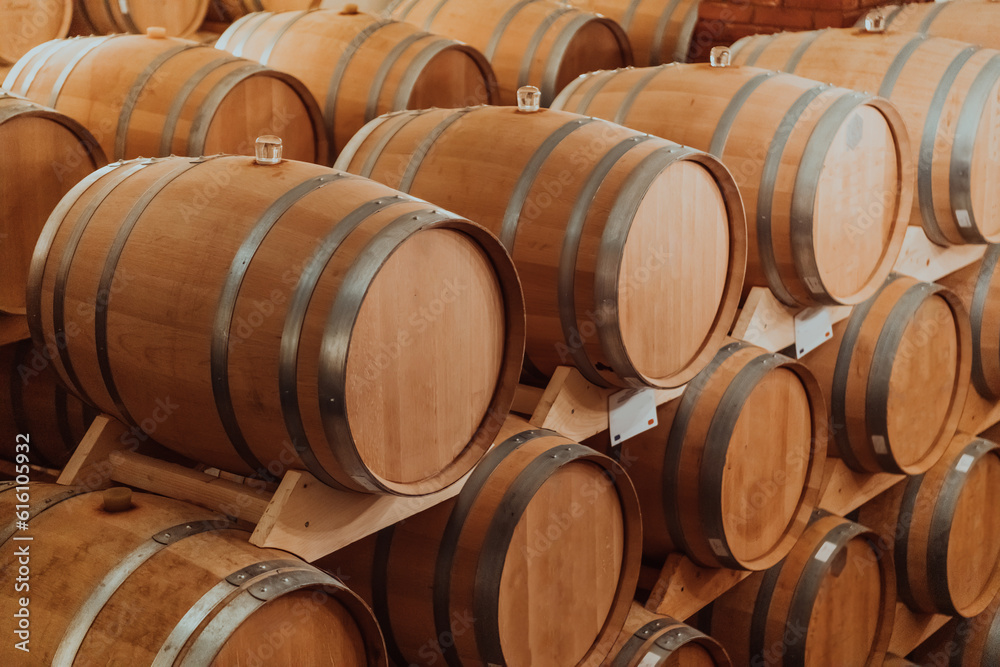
[784,0,855,10]
[753,6,815,29]
[699,1,755,23]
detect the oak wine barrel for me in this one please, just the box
[70,0,209,37]
[216,7,498,157]
[938,245,1000,400]
[207,0,321,23]
[708,514,896,667]
[803,274,971,475]
[607,341,826,570]
[569,0,701,66]
[948,600,1000,666]
[554,61,912,307]
[27,152,524,495]
[601,602,732,667]
[730,28,1000,247]
[0,0,71,66]
[0,340,97,469]
[389,0,632,105]
[0,483,387,665]
[4,32,327,163]
[863,1,1000,52]
[858,433,1000,618]
[335,103,746,389]
[0,90,106,315]
[324,419,642,667]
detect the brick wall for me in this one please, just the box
[687,0,931,61]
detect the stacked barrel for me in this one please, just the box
[2,0,1000,665]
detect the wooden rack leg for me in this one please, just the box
[644,553,752,620]
[57,414,130,489]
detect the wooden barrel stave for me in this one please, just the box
[335,104,746,389]
[0,340,97,469]
[324,421,642,667]
[569,0,701,66]
[708,514,896,667]
[207,0,321,23]
[553,63,912,307]
[3,33,327,163]
[0,90,106,315]
[862,1,1000,53]
[390,0,632,105]
[71,0,210,38]
[602,602,732,667]
[802,275,971,475]
[0,0,72,65]
[215,8,498,157]
[858,433,1000,618]
[730,29,1000,247]
[609,341,826,570]
[27,155,524,495]
[0,483,386,665]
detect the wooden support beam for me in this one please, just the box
[818,459,904,516]
[644,553,752,621]
[888,603,951,656]
[57,415,129,489]
[250,469,470,562]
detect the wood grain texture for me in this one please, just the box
[216,8,497,157]
[802,275,971,475]
[0,92,106,315]
[0,340,96,468]
[0,483,386,665]
[390,0,631,105]
[730,29,1000,247]
[29,156,524,495]
[70,0,209,37]
[602,602,732,667]
[708,515,896,667]
[858,433,1000,618]
[867,1,1000,52]
[615,343,825,570]
[4,33,326,163]
[323,418,642,667]
[569,0,700,66]
[0,0,71,65]
[886,603,951,658]
[554,63,912,308]
[336,105,746,389]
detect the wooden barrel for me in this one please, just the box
[0,340,97,469]
[27,154,524,495]
[70,0,209,37]
[335,104,746,389]
[730,28,1000,247]
[0,90,106,315]
[610,341,826,570]
[389,0,632,105]
[207,0,321,23]
[0,483,387,665]
[569,0,700,66]
[947,601,1000,666]
[553,62,912,308]
[863,2,1000,53]
[324,419,642,667]
[708,514,896,667]
[601,602,732,667]
[0,0,71,65]
[216,7,498,157]
[3,32,327,164]
[859,433,1000,618]
[938,246,1000,400]
[803,274,971,475]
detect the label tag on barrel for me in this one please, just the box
[609,388,658,446]
[814,541,838,563]
[793,307,833,358]
[956,454,975,473]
